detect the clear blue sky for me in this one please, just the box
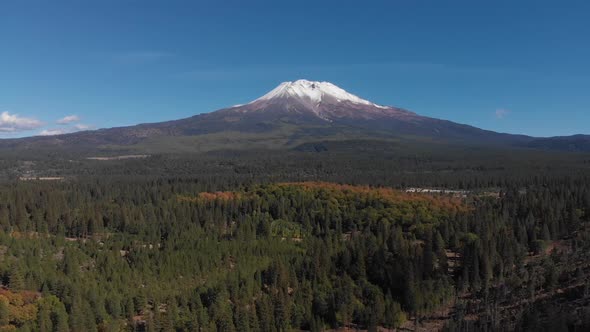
[1,0,589,137]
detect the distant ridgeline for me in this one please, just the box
[0,179,588,331]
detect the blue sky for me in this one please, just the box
[1,0,589,137]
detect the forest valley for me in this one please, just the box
[0,147,588,331]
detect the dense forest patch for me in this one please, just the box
[0,161,588,330]
[181,181,469,225]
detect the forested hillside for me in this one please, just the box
[0,152,589,331]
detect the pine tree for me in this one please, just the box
[236,307,250,332]
[8,265,25,291]
[0,297,10,327]
[38,296,69,332]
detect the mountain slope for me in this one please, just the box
[0,79,588,154]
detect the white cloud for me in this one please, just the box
[38,123,95,136]
[57,115,80,124]
[495,108,510,119]
[73,123,93,131]
[39,129,68,136]
[0,111,43,132]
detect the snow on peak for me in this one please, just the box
[251,79,388,109]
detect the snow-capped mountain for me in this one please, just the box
[227,79,416,121]
[1,79,589,153]
[254,79,387,109]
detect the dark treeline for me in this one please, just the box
[3,141,590,189]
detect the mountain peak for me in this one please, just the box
[250,79,388,109]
